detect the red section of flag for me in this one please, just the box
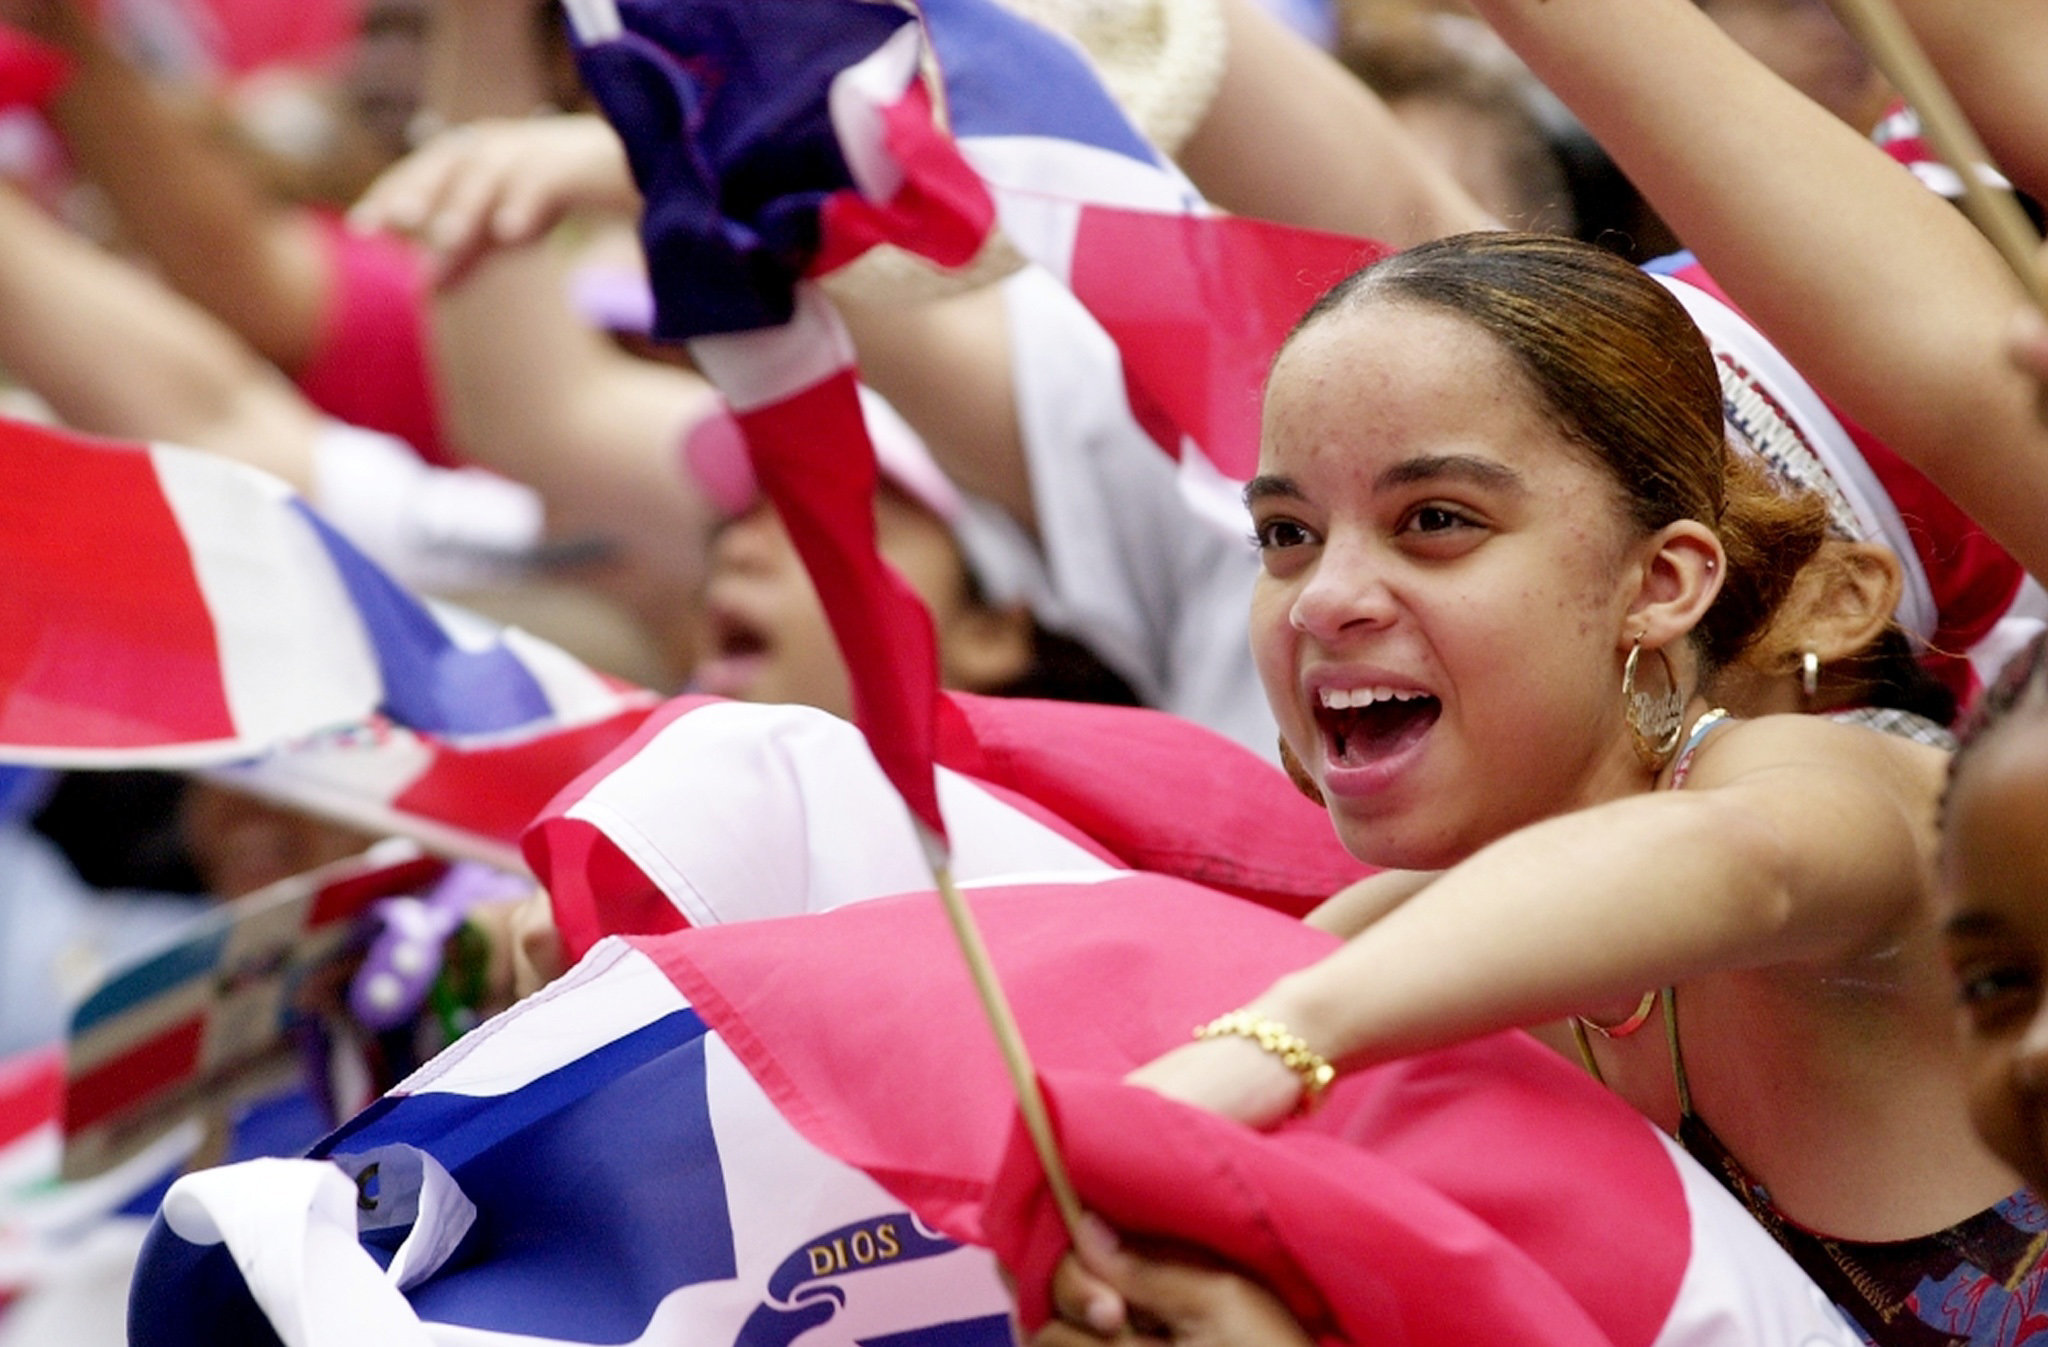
[305,855,450,928]
[0,420,236,749]
[732,369,947,837]
[813,80,996,276]
[64,1014,207,1134]
[644,879,1688,1347]
[1068,210,1390,479]
[935,694,1371,916]
[392,706,659,848]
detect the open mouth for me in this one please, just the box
[1314,686,1441,769]
[711,607,769,661]
[693,605,773,697]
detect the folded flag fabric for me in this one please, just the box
[129,878,1856,1346]
[1647,257,2038,703]
[129,936,1016,1347]
[523,692,1370,961]
[0,416,659,861]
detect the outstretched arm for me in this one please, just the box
[1461,0,2048,582]
[1132,716,1942,1127]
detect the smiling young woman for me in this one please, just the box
[1083,232,2037,1345]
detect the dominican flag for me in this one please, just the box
[128,878,1858,1346]
[1647,257,2039,703]
[564,0,1388,838]
[0,416,659,863]
[523,693,1371,961]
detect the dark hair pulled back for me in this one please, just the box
[1287,232,1829,670]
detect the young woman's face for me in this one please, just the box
[1249,300,1655,869]
[1941,706,2048,1196]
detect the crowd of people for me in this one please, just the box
[4,0,2048,1342]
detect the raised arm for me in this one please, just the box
[357,0,721,661]
[17,0,336,374]
[1176,0,1495,243]
[0,182,323,491]
[1889,0,2048,204]
[1461,0,2048,581]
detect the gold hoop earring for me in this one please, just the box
[1278,738,1325,807]
[1801,649,1821,702]
[1623,636,1685,771]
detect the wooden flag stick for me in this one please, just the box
[560,0,1088,1248]
[1822,0,2047,311]
[924,842,1089,1243]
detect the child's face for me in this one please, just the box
[1942,706,2048,1195]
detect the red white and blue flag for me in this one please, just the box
[523,693,1371,961]
[0,416,659,865]
[127,876,1858,1347]
[1647,257,2041,703]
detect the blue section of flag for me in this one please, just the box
[1640,249,1698,276]
[129,1218,290,1347]
[69,919,228,1036]
[577,0,912,340]
[919,0,1164,165]
[860,1314,1019,1347]
[325,1008,733,1341]
[130,1008,734,1346]
[0,765,53,823]
[290,502,554,737]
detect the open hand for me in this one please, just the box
[349,113,637,286]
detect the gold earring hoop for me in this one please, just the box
[1801,650,1821,702]
[1623,636,1686,771]
[1278,737,1325,806]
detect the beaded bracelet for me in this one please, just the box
[1193,1009,1336,1111]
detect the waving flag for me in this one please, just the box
[524,693,1370,960]
[0,416,659,861]
[566,0,1386,837]
[130,879,1856,1346]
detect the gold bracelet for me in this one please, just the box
[1193,1009,1336,1111]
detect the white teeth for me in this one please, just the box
[1318,686,1427,710]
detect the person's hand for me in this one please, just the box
[349,113,638,286]
[1124,1030,1310,1131]
[1036,1214,1314,1347]
[465,888,566,1012]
